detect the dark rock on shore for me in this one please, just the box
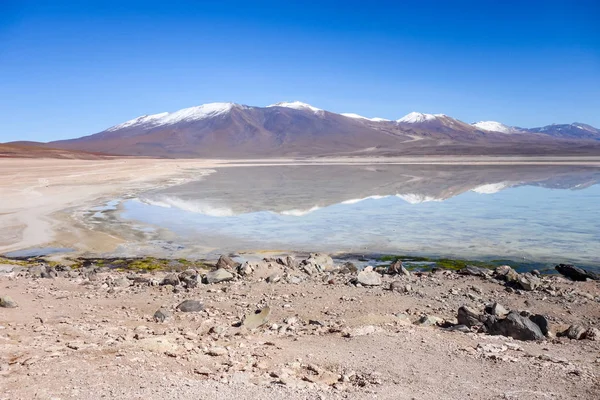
[388,260,410,277]
[154,308,171,322]
[457,306,481,327]
[555,264,600,281]
[484,311,545,341]
[215,255,240,270]
[458,266,490,278]
[160,273,180,287]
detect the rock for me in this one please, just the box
[458,266,490,277]
[215,255,239,270]
[457,306,481,327]
[339,262,358,274]
[266,273,281,283]
[237,262,254,276]
[28,264,57,279]
[204,268,234,284]
[444,324,471,333]
[206,346,228,356]
[136,337,178,353]
[565,324,587,340]
[0,295,17,308]
[555,264,600,281]
[356,269,382,286]
[153,308,171,322]
[176,300,204,312]
[303,253,334,272]
[242,306,271,330]
[493,265,520,283]
[416,315,444,327]
[485,311,544,341]
[389,260,410,277]
[112,277,131,288]
[342,325,382,337]
[484,302,509,318]
[585,327,600,341]
[160,273,180,287]
[277,256,298,269]
[529,314,549,336]
[517,273,540,291]
[178,269,198,289]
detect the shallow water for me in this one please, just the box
[119,164,600,268]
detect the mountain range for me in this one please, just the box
[11,101,600,158]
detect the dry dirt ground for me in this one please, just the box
[1,257,599,400]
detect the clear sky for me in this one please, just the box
[1,0,599,142]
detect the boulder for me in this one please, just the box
[242,306,271,330]
[112,277,131,288]
[555,264,599,281]
[493,265,520,282]
[215,255,239,270]
[457,306,481,327]
[484,302,509,318]
[484,311,544,341]
[0,295,17,308]
[565,324,587,340]
[160,273,180,287]
[458,266,490,277]
[178,269,198,289]
[176,300,204,312]
[517,273,541,291]
[356,268,382,286]
[528,314,549,336]
[204,268,234,284]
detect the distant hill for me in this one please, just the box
[0,143,109,159]
[14,101,600,158]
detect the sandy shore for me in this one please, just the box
[2,156,600,256]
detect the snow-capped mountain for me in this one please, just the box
[45,101,600,157]
[397,112,446,124]
[471,121,522,134]
[524,123,600,140]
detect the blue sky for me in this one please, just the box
[1,0,599,142]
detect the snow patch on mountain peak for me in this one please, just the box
[397,112,446,124]
[267,101,322,113]
[107,112,169,131]
[159,103,239,124]
[341,113,390,122]
[472,121,515,134]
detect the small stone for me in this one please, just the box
[342,325,381,337]
[585,327,600,341]
[0,296,17,308]
[153,308,171,322]
[356,270,382,286]
[160,273,180,287]
[242,306,271,330]
[176,300,204,312]
[266,273,281,283]
[565,324,587,340]
[206,346,228,356]
[204,268,234,284]
[484,302,509,318]
[416,315,444,327]
[215,255,239,270]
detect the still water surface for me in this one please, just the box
[120,165,600,267]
